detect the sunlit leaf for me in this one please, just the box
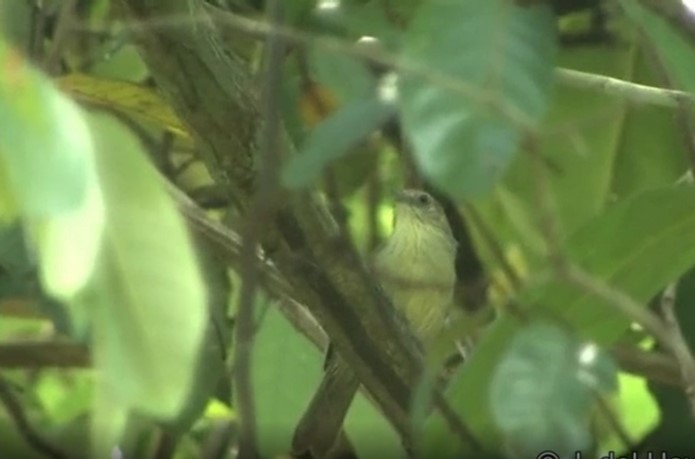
[400,0,556,199]
[0,44,91,216]
[0,41,105,299]
[596,373,659,456]
[0,159,18,220]
[30,175,104,300]
[83,114,207,421]
[35,370,94,425]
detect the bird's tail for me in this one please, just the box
[292,353,360,458]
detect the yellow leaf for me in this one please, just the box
[57,73,191,140]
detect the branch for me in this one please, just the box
[166,181,327,349]
[110,8,695,113]
[612,345,682,388]
[659,282,695,415]
[118,0,477,449]
[555,67,693,108]
[0,342,89,368]
[234,1,286,456]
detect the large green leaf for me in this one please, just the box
[0,41,105,300]
[489,322,616,458]
[83,114,207,423]
[502,45,634,237]
[253,299,324,457]
[531,185,695,342]
[399,0,556,199]
[0,41,91,217]
[621,1,695,98]
[611,48,689,199]
[423,185,695,456]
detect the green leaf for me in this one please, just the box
[282,98,394,188]
[611,48,689,199]
[0,41,91,216]
[0,1,33,51]
[529,185,695,343]
[490,322,606,457]
[30,175,104,301]
[621,1,695,97]
[423,186,695,456]
[253,300,324,457]
[83,114,207,421]
[499,44,636,239]
[0,41,105,300]
[164,240,231,432]
[399,0,556,199]
[308,48,376,103]
[92,382,129,459]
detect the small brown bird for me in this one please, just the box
[292,189,457,458]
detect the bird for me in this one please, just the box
[291,189,457,458]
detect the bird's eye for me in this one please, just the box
[417,193,431,206]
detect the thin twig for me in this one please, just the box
[27,0,49,59]
[0,342,89,368]
[659,282,695,416]
[166,180,327,347]
[89,9,695,118]
[234,2,286,458]
[560,265,695,388]
[366,168,382,252]
[200,420,236,459]
[612,344,682,388]
[0,376,70,459]
[555,68,693,109]
[97,8,535,131]
[42,0,77,74]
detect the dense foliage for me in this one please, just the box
[1,0,695,458]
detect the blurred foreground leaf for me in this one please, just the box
[283,98,394,188]
[0,40,104,300]
[400,0,556,199]
[490,322,616,458]
[78,114,207,452]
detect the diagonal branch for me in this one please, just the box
[116,0,476,450]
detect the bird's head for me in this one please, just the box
[392,189,453,241]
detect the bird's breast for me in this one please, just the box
[372,229,456,341]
